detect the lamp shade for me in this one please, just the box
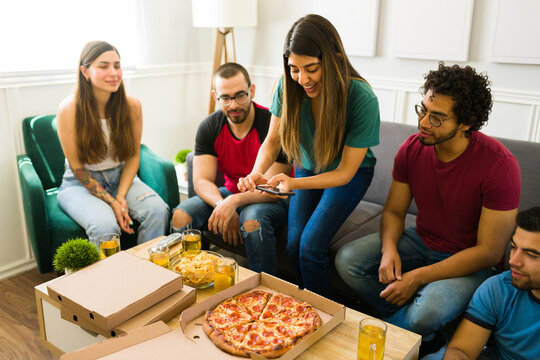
[192,0,258,28]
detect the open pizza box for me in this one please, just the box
[61,273,345,360]
[47,251,184,331]
[177,272,346,359]
[60,285,196,338]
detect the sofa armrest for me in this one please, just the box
[17,155,52,273]
[138,144,179,211]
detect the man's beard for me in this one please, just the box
[418,126,459,146]
[511,276,539,291]
[226,103,251,124]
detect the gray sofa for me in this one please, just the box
[186,121,540,300]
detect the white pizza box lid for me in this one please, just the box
[47,251,183,330]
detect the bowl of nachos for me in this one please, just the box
[170,250,224,289]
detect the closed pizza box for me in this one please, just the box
[60,285,196,338]
[47,251,183,331]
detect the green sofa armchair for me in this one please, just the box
[17,115,179,273]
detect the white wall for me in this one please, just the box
[1,0,539,279]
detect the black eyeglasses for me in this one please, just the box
[216,91,250,106]
[414,104,453,127]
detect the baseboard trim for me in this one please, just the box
[0,259,38,281]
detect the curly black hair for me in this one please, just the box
[423,62,493,138]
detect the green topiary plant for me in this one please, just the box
[53,238,101,272]
[175,149,191,165]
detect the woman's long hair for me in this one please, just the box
[75,41,135,164]
[281,14,364,172]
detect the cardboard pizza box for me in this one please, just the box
[60,273,345,360]
[60,285,196,338]
[60,321,172,360]
[179,272,346,360]
[47,251,183,331]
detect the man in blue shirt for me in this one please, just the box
[443,207,540,360]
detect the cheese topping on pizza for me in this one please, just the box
[203,290,322,358]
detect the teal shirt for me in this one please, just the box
[270,77,380,173]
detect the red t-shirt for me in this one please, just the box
[392,132,521,253]
[194,103,288,193]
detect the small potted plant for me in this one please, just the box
[175,149,191,192]
[53,237,101,274]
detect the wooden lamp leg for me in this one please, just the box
[208,27,236,114]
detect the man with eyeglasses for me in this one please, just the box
[336,62,521,357]
[171,63,290,275]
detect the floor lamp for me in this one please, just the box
[192,0,258,114]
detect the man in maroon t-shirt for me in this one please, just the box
[336,63,521,356]
[171,63,290,275]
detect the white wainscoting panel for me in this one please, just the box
[490,0,540,65]
[313,0,380,57]
[393,0,475,61]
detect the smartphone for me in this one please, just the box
[256,185,295,196]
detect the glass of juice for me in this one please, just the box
[357,317,386,360]
[182,229,202,253]
[213,257,238,293]
[99,233,121,259]
[148,245,170,268]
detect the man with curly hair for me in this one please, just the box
[336,63,521,356]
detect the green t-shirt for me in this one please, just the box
[270,77,380,173]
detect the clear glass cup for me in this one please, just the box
[357,317,387,360]
[213,257,238,293]
[182,229,202,253]
[148,245,170,268]
[99,233,121,259]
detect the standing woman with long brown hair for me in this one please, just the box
[238,15,380,297]
[57,41,169,246]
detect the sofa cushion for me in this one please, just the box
[496,137,540,211]
[332,200,384,242]
[363,122,419,215]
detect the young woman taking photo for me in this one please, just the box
[238,14,381,297]
[57,41,169,246]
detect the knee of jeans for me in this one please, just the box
[172,209,192,230]
[242,219,260,233]
[87,221,120,244]
[405,298,456,335]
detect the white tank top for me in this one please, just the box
[84,119,122,171]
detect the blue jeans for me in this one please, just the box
[287,166,374,298]
[57,164,170,246]
[172,187,289,275]
[335,227,498,335]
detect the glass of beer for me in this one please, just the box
[357,317,386,360]
[99,234,121,259]
[213,257,238,293]
[182,229,202,253]
[148,245,170,268]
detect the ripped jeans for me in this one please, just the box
[172,187,288,275]
[57,163,170,246]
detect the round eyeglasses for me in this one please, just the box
[216,91,250,107]
[414,104,453,127]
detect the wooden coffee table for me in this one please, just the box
[129,239,421,360]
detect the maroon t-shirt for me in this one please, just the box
[392,132,521,254]
[195,102,288,194]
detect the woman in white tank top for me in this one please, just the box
[56,41,169,246]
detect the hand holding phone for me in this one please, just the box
[255,185,295,196]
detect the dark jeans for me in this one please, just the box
[287,166,374,298]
